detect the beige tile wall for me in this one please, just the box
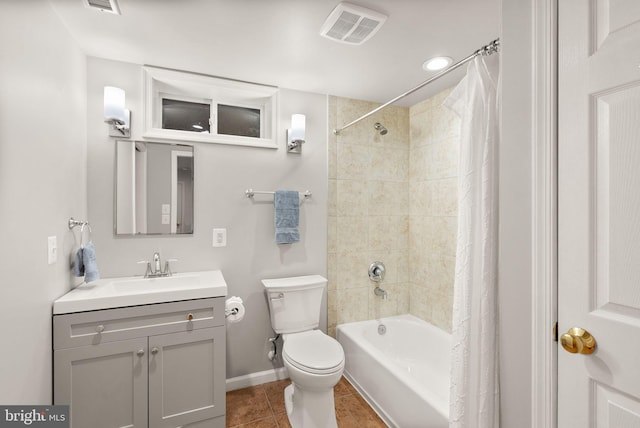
[328,96,410,337]
[328,88,460,336]
[408,88,460,333]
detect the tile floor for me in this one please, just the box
[226,377,387,427]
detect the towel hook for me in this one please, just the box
[69,217,92,246]
[68,217,89,230]
[80,222,92,234]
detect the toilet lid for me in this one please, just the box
[283,330,344,373]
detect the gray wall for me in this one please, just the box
[86,57,328,378]
[0,0,87,404]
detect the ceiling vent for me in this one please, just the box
[84,0,121,15]
[320,2,387,45]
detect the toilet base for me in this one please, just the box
[284,383,338,428]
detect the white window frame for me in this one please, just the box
[143,66,278,148]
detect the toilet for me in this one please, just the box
[262,275,345,428]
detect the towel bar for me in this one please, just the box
[245,189,312,199]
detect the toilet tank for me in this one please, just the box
[262,275,327,334]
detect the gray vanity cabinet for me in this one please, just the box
[54,337,149,427]
[53,298,226,428]
[148,327,224,428]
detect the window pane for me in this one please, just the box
[162,99,210,133]
[217,104,261,138]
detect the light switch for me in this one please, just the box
[161,204,171,214]
[161,214,170,225]
[48,236,57,264]
[212,228,227,247]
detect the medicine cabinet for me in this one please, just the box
[115,140,194,235]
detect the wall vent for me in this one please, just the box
[84,0,121,15]
[320,2,387,45]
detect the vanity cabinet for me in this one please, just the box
[53,298,226,428]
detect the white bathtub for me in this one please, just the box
[336,314,451,428]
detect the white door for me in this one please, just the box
[558,1,640,426]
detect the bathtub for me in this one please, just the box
[336,314,451,428]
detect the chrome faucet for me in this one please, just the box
[369,262,387,300]
[374,286,388,300]
[139,252,174,278]
[153,252,161,273]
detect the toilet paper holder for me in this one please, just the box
[224,296,245,323]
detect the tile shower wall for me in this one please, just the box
[408,88,460,332]
[328,88,459,335]
[328,97,410,337]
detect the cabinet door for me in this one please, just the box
[148,327,225,428]
[54,338,148,428]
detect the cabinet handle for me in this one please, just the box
[96,325,105,333]
[136,349,145,357]
[187,313,194,321]
[151,347,159,355]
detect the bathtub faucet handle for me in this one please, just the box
[368,261,386,282]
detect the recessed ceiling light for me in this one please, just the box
[422,56,453,71]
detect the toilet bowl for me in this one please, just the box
[282,330,345,428]
[262,275,345,428]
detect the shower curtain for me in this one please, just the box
[444,54,500,428]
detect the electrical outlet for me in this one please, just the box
[212,228,227,247]
[47,236,57,264]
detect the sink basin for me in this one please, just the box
[53,270,227,314]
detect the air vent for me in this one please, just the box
[320,2,387,45]
[84,0,121,15]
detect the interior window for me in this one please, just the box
[217,104,261,138]
[144,66,278,148]
[162,99,210,133]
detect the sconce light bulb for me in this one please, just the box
[290,114,305,142]
[104,86,126,124]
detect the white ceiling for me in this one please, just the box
[49,0,500,107]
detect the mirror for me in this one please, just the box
[115,141,194,235]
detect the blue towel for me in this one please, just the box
[73,247,84,277]
[82,241,100,282]
[274,190,300,244]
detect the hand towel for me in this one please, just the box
[82,241,100,282]
[274,190,300,244]
[72,247,84,277]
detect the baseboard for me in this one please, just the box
[225,367,289,391]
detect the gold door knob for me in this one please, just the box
[560,327,596,354]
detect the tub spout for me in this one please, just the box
[374,286,388,300]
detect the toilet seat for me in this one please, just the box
[283,330,345,374]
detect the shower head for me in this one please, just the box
[374,122,388,135]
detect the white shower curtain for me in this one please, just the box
[444,54,500,428]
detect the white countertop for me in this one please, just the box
[53,270,228,314]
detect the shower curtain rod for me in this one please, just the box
[333,38,500,135]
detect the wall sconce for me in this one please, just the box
[104,86,130,138]
[287,114,306,153]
